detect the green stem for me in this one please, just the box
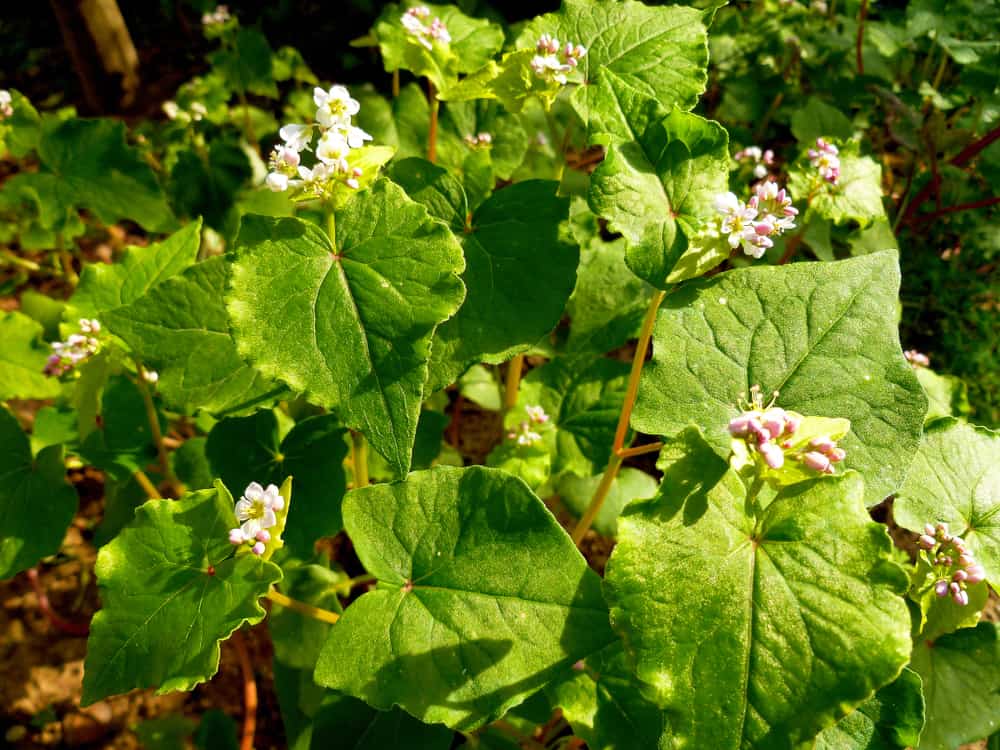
[503,354,525,411]
[351,430,369,489]
[571,453,623,546]
[134,359,175,488]
[327,210,337,246]
[56,233,79,287]
[267,588,340,625]
[427,80,439,163]
[0,248,41,272]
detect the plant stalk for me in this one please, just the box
[133,469,162,500]
[427,80,439,163]
[571,453,623,546]
[232,630,257,750]
[267,588,341,624]
[0,248,41,272]
[134,360,174,488]
[392,69,400,97]
[504,354,525,411]
[351,430,369,489]
[327,209,337,247]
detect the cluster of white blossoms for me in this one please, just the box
[162,100,207,123]
[266,85,373,198]
[201,4,230,26]
[531,34,587,85]
[507,405,550,447]
[44,319,101,377]
[733,145,775,180]
[918,523,986,606]
[728,387,846,474]
[229,482,284,556]
[463,132,493,148]
[713,180,798,259]
[401,6,451,50]
[904,349,930,368]
[808,138,840,184]
[0,90,13,120]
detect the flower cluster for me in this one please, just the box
[728,386,846,474]
[266,85,372,199]
[162,100,207,123]
[530,34,587,85]
[401,6,451,50]
[713,180,798,259]
[904,349,930,368]
[44,319,101,377]
[464,132,493,148]
[918,523,986,606]
[229,482,284,556]
[0,90,12,120]
[201,4,230,26]
[734,145,775,180]
[808,138,840,184]
[507,405,550,447]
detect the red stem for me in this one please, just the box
[233,631,257,750]
[26,568,90,636]
[911,195,1000,224]
[856,0,870,75]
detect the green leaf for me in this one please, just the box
[103,256,283,417]
[37,118,174,232]
[893,418,1000,589]
[632,251,927,506]
[81,482,282,705]
[0,407,77,580]
[915,368,970,422]
[387,157,468,233]
[813,668,925,750]
[516,0,711,133]
[603,429,912,749]
[794,153,887,228]
[268,558,345,670]
[0,311,62,401]
[310,692,455,749]
[0,90,41,158]
[428,180,579,391]
[194,710,239,750]
[314,465,616,730]
[68,220,202,321]
[79,375,159,480]
[909,623,1000,750]
[173,437,214,491]
[133,715,196,750]
[168,141,252,231]
[589,108,729,288]
[791,98,855,144]
[457,365,501,411]
[227,180,465,476]
[547,641,666,750]
[557,467,658,538]
[210,27,277,97]
[206,411,348,554]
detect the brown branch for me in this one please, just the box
[911,195,1000,224]
[26,568,90,636]
[232,631,257,750]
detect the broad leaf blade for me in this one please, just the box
[604,430,911,749]
[227,180,465,476]
[814,668,925,750]
[0,311,62,401]
[81,483,281,704]
[314,465,616,730]
[632,251,926,506]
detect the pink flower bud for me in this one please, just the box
[801,451,832,473]
[966,565,986,584]
[809,436,835,453]
[953,589,969,606]
[953,569,968,582]
[761,409,786,438]
[252,541,266,555]
[760,441,785,469]
[828,447,846,462]
[918,534,937,550]
[728,414,753,436]
[255,529,271,543]
[950,582,961,595]
[229,529,245,545]
[924,523,936,536]
[936,522,950,537]
[935,579,949,597]
[959,554,976,568]
[784,416,801,435]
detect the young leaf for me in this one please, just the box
[588,108,729,288]
[206,411,348,553]
[37,118,174,232]
[310,692,455,750]
[516,0,711,133]
[0,407,77,580]
[546,641,667,750]
[0,311,62,401]
[68,220,202,321]
[915,368,970,423]
[793,153,887,227]
[103,256,284,417]
[632,251,927,506]
[790,98,855,144]
[427,180,579,391]
[909,624,1000,750]
[226,180,465,476]
[603,429,912,749]
[557,467,658,538]
[813,668,925,750]
[314,465,616,730]
[81,482,281,705]
[893,418,1000,588]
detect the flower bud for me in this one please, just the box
[966,565,986,584]
[255,529,271,543]
[924,523,936,536]
[759,441,784,469]
[229,529,246,545]
[801,451,832,473]
[252,541,266,555]
[918,534,937,550]
[953,569,968,583]
[828,447,846,462]
[935,579,949,597]
[953,589,969,607]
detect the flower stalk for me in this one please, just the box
[267,588,341,624]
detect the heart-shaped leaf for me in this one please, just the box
[603,429,912,749]
[814,668,925,750]
[81,482,281,705]
[632,251,926,506]
[226,179,465,476]
[314,465,616,730]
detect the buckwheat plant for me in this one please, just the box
[3,2,997,749]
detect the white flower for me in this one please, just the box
[346,124,372,149]
[531,54,571,85]
[525,405,549,424]
[162,100,180,120]
[279,123,312,152]
[202,4,230,26]
[266,172,289,192]
[314,85,360,129]
[234,481,282,538]
[316,130,351,167]
[142,369,159,385]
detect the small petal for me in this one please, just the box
[252,541,266,555]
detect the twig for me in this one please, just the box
[132,470,162,500]
[911,195,1000,224]
[26,568,90,636]
[232,630,257,750]
[617,442,663,459]
[856,0,870,75]
[267,588,341,624]
[0,248,42,272]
